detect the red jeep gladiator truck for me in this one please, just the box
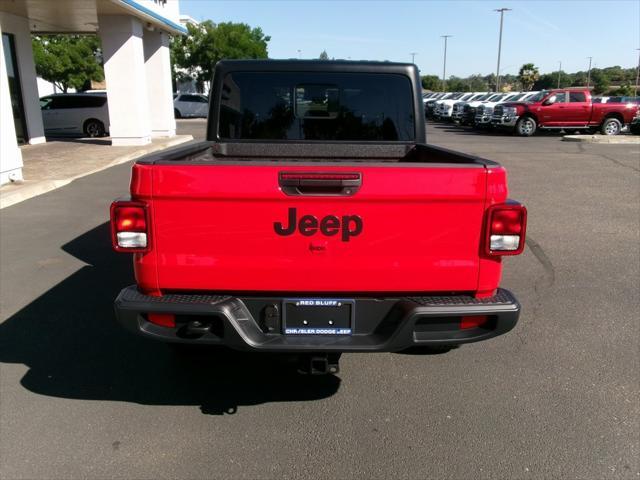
[111,60,527,374]
[491,88,639,136]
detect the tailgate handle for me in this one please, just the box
[279,172,361,196]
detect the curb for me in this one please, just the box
[562,134,640,144]
[0,135,193,210]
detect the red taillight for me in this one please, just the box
[460,315,489,329]
[110,200,150,252]
[147,313,175,328]
[114,206,146,232]
[485,203,527,256]
[491,209,522,235]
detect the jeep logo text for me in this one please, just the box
[274,208,363,242]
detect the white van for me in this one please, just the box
[173,93,209,118]
[40,93,110,137]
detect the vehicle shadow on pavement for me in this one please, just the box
[428,123,515,137]
[45,136,112,146]
[426,122,566,137]
[0,222,340,415]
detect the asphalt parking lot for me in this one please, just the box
[0,118,638,479]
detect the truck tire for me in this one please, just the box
[601,117,622,136]
[515,116,536,136]
[174,108,182,119]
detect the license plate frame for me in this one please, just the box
[282,299,354,335]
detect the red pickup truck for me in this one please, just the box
[491,89,639,136]
[111,60,527,374]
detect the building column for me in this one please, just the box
[98,15,151,146]
[0,21,24,185]
[8,13,45,145]
[143,29,176,137]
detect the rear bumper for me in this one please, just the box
[115,286,521,352]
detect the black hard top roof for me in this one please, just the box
[214,59,418,76]
[207,59,425,143]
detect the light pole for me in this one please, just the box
[494,8,511,92]
[586,56,593,88]
[635,49,640,96]
[557,61,562,88]
[441,35,452,91]
[297,49,301,59]
[410,52,417,64]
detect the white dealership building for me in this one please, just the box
[0,0,186,185]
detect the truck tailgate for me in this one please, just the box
[150,164,487,293]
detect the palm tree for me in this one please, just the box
[519,63,540,91]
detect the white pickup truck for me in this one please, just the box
[435,92,481,121]
[474,92,540,127]
[451,93,489,122]
[460,93,505,125]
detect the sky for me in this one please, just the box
[180,0,640,78]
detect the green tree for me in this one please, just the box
[420,75,440,91]
[500,73,518,90]
[532,73,554,90]
[447,76,469,92]
[609,82,633,96]
[601,66,626,82]
[591,70,611,95]
[571,72,587,87]
[518,63,539,91]
[171,21,270,92]
[467,74,488,91]
[319,50,329,60]
[483,73,497,91]
[548,70,572,88]
[31,35,104,92]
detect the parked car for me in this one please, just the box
[474,92,540,127]
[490,92,539,127]
[434,92,478,121]
[451,92,489,121]
[40,93,109,137]
[425,92,454,118]
[110,60,527,375]
[460,92,503,126]
[604,96,640,105]
[424,92,445,104]
[431,92,459,119]
[173,93,209,118]
[474,93,522,127]
[492,89,639,136]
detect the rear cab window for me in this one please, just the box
[218,72,416,141]
[569,92,587,102]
